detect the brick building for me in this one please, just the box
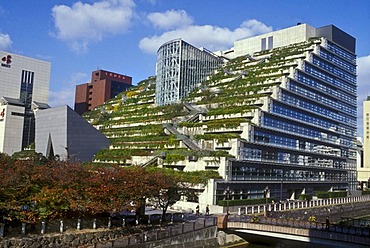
[74,69,132,115]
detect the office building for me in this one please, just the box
[155,39,223,106]
[85,23,357,208]
[0,51,50,154]
[74,69,132,115]
[202,24,357,203]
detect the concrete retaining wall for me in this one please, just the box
[0,218,218,248]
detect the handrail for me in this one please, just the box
[228,216,370,237]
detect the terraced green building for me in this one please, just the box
[85,23,357,212]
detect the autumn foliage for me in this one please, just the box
[0,153,220,224]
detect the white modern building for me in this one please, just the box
[0,51,51,154]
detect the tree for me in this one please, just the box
[0,158,40,223]
[147,168,221,222]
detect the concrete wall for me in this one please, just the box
[231,24,316,58]
[0,104,25,154]
[0,51,50,104]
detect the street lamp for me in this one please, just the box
[280,176,283,202]
[224,187,231,215]
[264,186,270,204]
[264,186,270,217]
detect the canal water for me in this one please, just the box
[245,241,337,248]
[235,233,349,248]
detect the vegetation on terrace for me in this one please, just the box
[84,40,316,167]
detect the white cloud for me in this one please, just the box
[357,55,370,101]
[357,54,370,137]
[147,9,193,30]
[0,33,12,51]
[139,17,272,54]
[52,0,135,52]
[49,72,89,108]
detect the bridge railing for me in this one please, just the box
[228,215,370,237]
[236,195,370,215]
[126,217,217,245]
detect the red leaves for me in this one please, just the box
[0,157,206,222]
[0,159,177,220]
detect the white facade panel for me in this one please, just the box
[231,24,316,58]
[0,104,25,154]
[0,51,51,103]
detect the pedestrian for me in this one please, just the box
[196,205,200,216]
[206,205,210,215]
[326,216,330,230]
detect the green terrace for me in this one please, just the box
[178,117,248,130]
[94,148,154,163]
[110,134,179,149]
[100,124,164,136]
[87,40,314,166]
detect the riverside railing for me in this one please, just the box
[0,212,193,238]
[115,217,217,246]
[235,195,370,215]
[228,215,370,237]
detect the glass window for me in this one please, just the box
[304,64,356,94]
[261,38,266,51]
[288,81,356,116]
[326,41,356,63]
[268,36,273,49]
[319,48,356,73]
[312,55,356,84]
[280,91,356,126]
[295,72,356,105]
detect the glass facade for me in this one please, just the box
[110,80,130,99]
[155,39,223,106]
[225,38,357,201]
[20,70,35,149]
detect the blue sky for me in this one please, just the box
[0,0,369,137]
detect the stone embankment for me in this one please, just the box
[0,217,218,248]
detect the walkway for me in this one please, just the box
[227,221,370,248]
[224,196,370,247]
[233,195,370,218]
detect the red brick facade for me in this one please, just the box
[74,69,132,115]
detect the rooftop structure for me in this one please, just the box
[219,23,355,59]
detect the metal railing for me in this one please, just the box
[123,217,217,246]
[233,195,370,215]
[228,215,370,237]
